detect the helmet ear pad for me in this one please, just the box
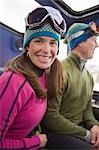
[57,48,59,55]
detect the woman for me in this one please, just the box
[0,6,66,149]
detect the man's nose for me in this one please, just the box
[96,42,99,48]
[96,38,99,48]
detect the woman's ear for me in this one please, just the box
[25,44,29,51]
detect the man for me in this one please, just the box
[42,22,99,149]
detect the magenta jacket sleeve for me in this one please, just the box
[0,71,47,149]
[0,135,40,149]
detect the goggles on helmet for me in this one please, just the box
[67,22,99,42]
[89,21,99,35]
[25,6,66,35]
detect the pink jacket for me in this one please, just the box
[0,70,47,149]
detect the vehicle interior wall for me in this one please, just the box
[0,22,23,67]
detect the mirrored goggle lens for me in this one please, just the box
[83,22,99,35]
[27,8,48,25]
[44,6,66,33]
[25,7,66,35]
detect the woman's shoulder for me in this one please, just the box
[2,70,25,79]
[0,70,27,87]
[0,70,33,99]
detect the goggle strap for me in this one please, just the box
[67,30,85,41]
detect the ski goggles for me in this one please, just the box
[83,22,99,36]
[67,22,99,42]
[25,6,66,35]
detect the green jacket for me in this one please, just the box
[42,52,99,139]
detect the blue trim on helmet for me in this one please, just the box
[67,31,94,52]
[23,31,60,47]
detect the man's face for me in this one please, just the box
[79,36,99,59]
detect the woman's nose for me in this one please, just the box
[43,43,51,53]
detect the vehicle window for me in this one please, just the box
[62,0,99,11]
[0,0,40,32]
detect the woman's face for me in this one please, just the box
[26,36,58,69]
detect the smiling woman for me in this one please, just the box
[0,5,66,149]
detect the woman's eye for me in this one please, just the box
[35,40,41,43]
[35,40,42,43]
[50,41,58,46]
